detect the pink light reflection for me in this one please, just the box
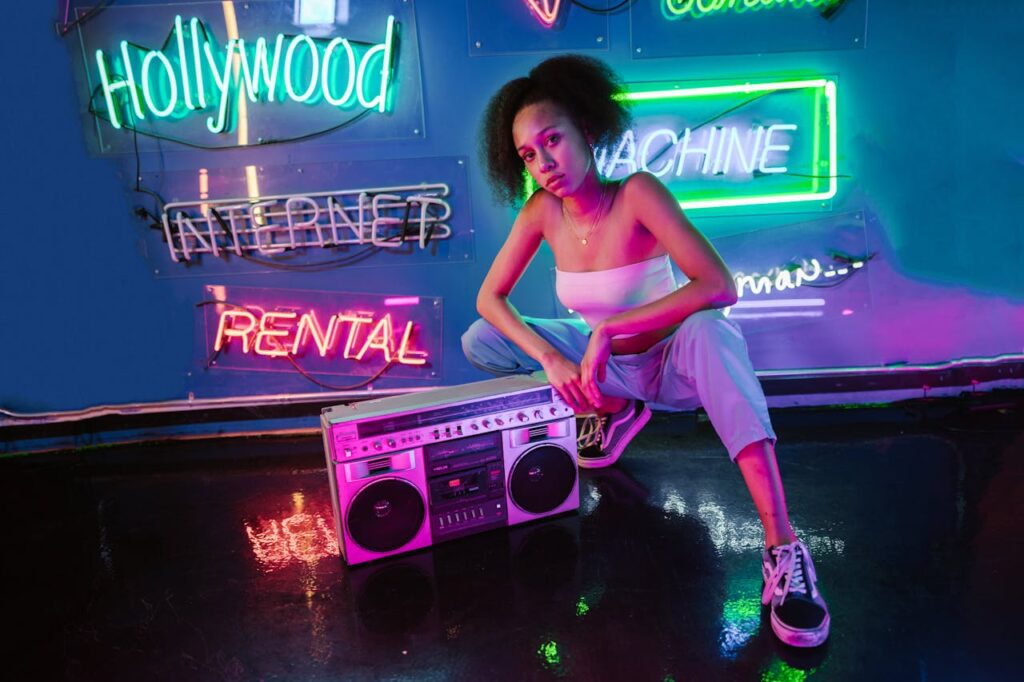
[245,511,339,572]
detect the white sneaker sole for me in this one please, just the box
[577,404,651,469]
[770,610,830,648]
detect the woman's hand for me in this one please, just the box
[540,351,595,414]
[580,326,611,410]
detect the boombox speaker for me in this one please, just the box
[321,375,579,566]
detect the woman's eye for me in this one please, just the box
[523,152,535,162]
[547,134,560,145]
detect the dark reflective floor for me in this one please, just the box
[3,393,1022,681]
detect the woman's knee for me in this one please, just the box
[681,309,734,339]
[461,318,499,360]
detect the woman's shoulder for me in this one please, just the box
[619,171,669,197]
[518,187,561,225]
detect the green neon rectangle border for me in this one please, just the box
[618,78,838,211]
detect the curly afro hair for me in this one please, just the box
[478,54,632,206]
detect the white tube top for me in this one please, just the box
[555,254,678,338]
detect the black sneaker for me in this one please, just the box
[575,400,651,469]
[761,541,830,647]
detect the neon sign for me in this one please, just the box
[163,183,453,263]
[733,258,864,298]
[201,286,442,380]
[609,78,837,211]
[93,14,397,134]
[597,123,800,179]
[524,0,564,27]
[664,0,842,20]
[214,308,428,366]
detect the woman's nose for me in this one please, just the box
[537,149,555,172]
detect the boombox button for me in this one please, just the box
[495,418,504,426]
[482,419,491,428]
[386,438,395,447]
[517,412,528,422]
[470,423,479,431]
[373,442,382,451]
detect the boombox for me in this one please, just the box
[321,375,580,566]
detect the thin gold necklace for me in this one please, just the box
[562,182,608,246]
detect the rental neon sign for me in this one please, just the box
[93,14,397,134]
[214,307,429,366]
[612,78,837,211]
[664,0,842,20]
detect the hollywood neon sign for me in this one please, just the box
[664,0,842,20]
[213,307,429,367]
[94,14,397,134]
[164,183,453,263]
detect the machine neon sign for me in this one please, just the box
[94,14,397,133]
[614,78,837,211]
[664,0,843,20]
[214,308,429,367]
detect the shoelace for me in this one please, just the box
[763,542,818,604]
[576,414,606,451]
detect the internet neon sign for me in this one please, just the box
[94,14,397,134]
[664,0,842,20]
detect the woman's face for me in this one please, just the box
[512,100,593,198]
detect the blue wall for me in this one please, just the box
[1,0,1021,417]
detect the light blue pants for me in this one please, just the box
[460,309,776,461]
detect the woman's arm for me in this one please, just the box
[578,172,737,407]
[596,171,737,340]
[476,193,596,412]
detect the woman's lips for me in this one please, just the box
[547,174,564,189]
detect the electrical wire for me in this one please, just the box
[56,0,114,37]
[89,90,375,150]
[572,0,633,13]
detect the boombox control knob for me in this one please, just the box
[496,418,504,426]
[533,410,543,419]
[482,419,491,428]
[373,442,382,451]
[517,412,528,423]
[386,438,395,448]
[549,407,558,416]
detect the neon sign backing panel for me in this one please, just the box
[630,0,868,58]
[139,156,473,276]
[535,78,836,213]
[200,285,442,380]
[69,0,424,153]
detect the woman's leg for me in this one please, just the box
[734,439,797,548]
[655,309,828,646]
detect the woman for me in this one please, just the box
[461,55,829,648]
